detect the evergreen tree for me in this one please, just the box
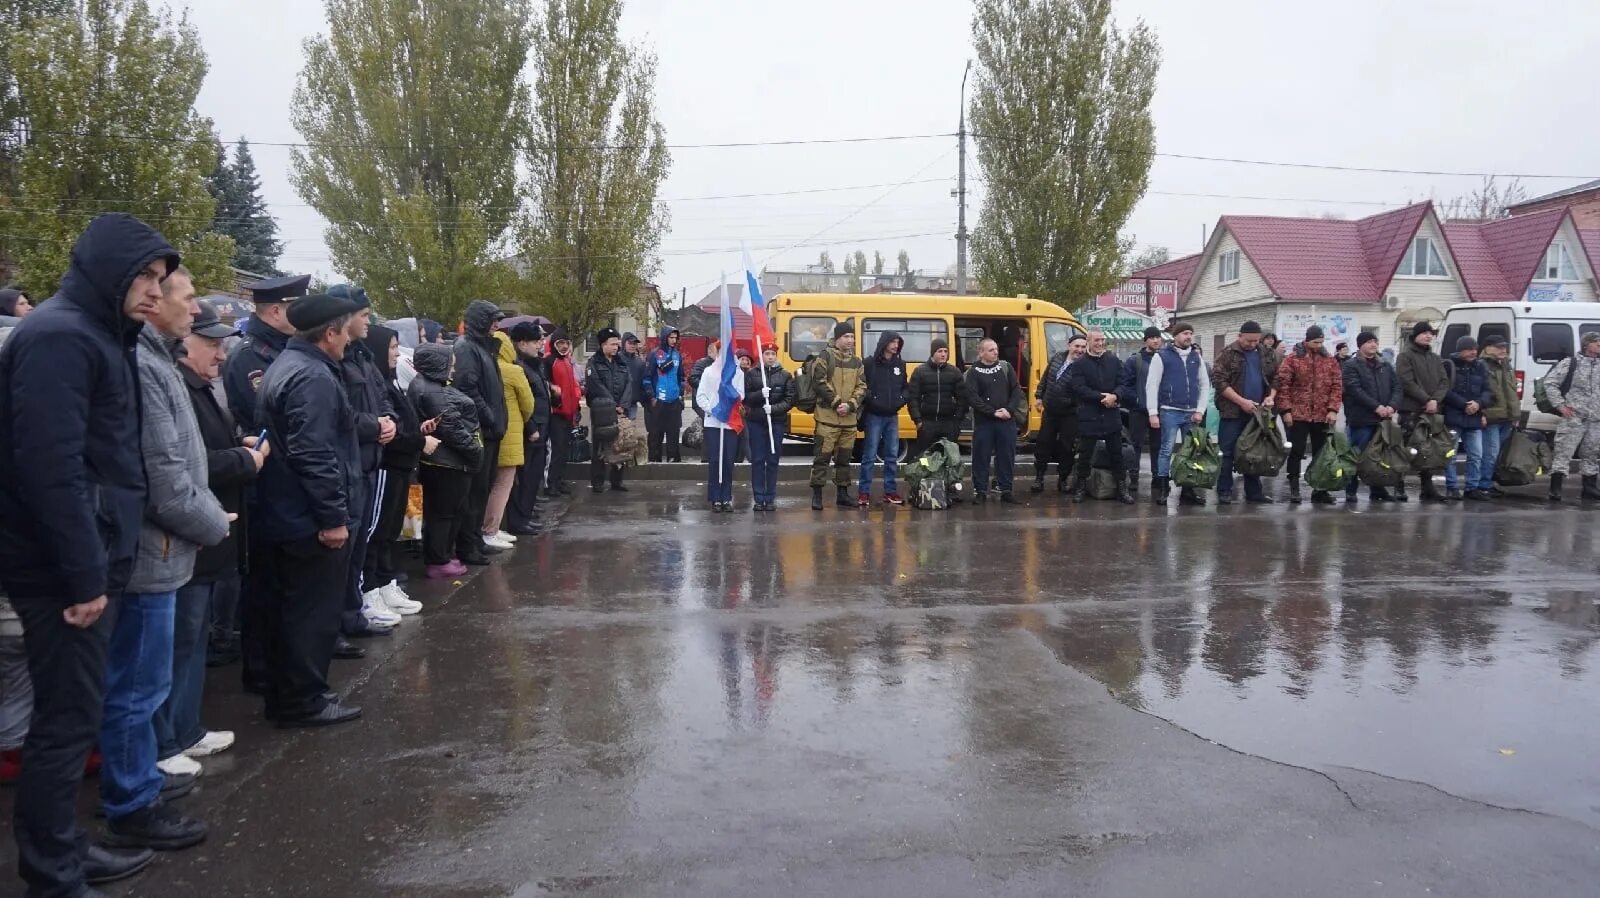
[208,138,282,274]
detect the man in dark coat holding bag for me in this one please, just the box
[1341,331,1403,503]
[1067,329,1135,504]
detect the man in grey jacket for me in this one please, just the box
[100,266,230,853]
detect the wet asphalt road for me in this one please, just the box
[6,481,1600,897]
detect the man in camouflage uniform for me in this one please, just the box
[808,322,866,510]
[1544,331,1600,502]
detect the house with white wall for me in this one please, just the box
[1147,201,1600,359]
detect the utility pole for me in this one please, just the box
[955,60,972,296]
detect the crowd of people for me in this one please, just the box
[780,315,1600,510]
[0,213,625,897]
[3,213,1599,897]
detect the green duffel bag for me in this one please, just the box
[1306,431,1361,492]
[1493,429,1556,487]
[1357,418,1411,487]
[1406,413,1457,471]
[1234,407,1289,477]
[1171,427,1220,489]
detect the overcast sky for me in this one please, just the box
[187,0,1600,307]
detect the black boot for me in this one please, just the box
[1288,480,1303,504]
[1071,480,1088,503]
[1549,473,1565,502]
[1152,476,1169,504]
[836,486,853,508]
[1127,473,1139,497]
[1061,472,1079,494]
[1419,477,1445,502]
[1179,486,1206,506]
[1584,475,1600,500]
[1117,484,1135,505]
[811,486,824,510]
[1031,474,1046,494]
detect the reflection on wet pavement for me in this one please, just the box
[83,483,1600,897]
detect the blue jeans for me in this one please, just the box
[154,581,213,760]
[1346,425,1377,497]
[1444,428,1483,491]
[101,590,175,819]
[1155,409,1195,477]
[1480,422,1513,489]
[748,417,781,504]
[1217,416,1264,499]
[858,413,900,495]
[706,426,737,503]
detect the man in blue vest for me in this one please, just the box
[1143,321,1211,506]
[1119,326,1165,495]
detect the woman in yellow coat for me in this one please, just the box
[484,331,535,545]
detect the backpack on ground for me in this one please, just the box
[792,353,829,414]
[1089,467,1121,499]
[1306,431,1361,492]
[906,438,969,509]
[1406,413,1456,470]
[1357,418,1411,487]
[1171,427,1220,489]
[681,417,704,450]
[1534,357,1578,415]
[1494,429,1556,486]
[1234,408,1289,477]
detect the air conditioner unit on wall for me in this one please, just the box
[1382,296,1402,312]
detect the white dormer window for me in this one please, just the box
[1397,237,1448,277]
[1219,250,1241,285]
[1542,243,1579,281]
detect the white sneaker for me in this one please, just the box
[157,754,202,777]
[361,589,402,626]
[182,730,235,758]
[380,581,422,615]
[484,531,515,549]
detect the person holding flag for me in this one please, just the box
[738,254,786,510]
[697,280,745,512]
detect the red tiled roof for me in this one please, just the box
[696,283,754,339]
[1581,230,1600,274]
[1355,203,1432,290]
[1129,253,1203,295]
[1222,212,1396,302]
[1438,223,1513,301]
[1475,208,1568,300]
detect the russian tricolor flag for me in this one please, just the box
[696,276,745,434]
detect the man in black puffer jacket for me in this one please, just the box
[1033,333,1087,493]
[907,337,968,456]
[0,213,180,896]
[859,331,909,505]
[585,327,636,492]
[1067,330,1134,504]
[451,300,507,558]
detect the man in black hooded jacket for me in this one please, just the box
[451,300,507,558]
[0,213,179,896]
[858,331,908,505]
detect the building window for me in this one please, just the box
[1397,237,1448,277]
[1219,250,1240,285]
[1542,243,1579,281]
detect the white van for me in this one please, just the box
[1438,301,1600,432]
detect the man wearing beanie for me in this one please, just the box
[584,327,635,493]
[1119,325,1166,494]
[1212,320,1280,504]
[1478,335,1518,496]
[807,321,866,509]
[1143,321,1210,505]
[1395,320,1451,501]
[1341,331,1402,503]
[1442,335,1492,500]
[907,337,968,456]
[1273,324,1343,504]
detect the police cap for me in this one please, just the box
[247,273,312,304]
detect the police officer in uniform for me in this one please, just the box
[252,293,365,728]
[224,274,308,425]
